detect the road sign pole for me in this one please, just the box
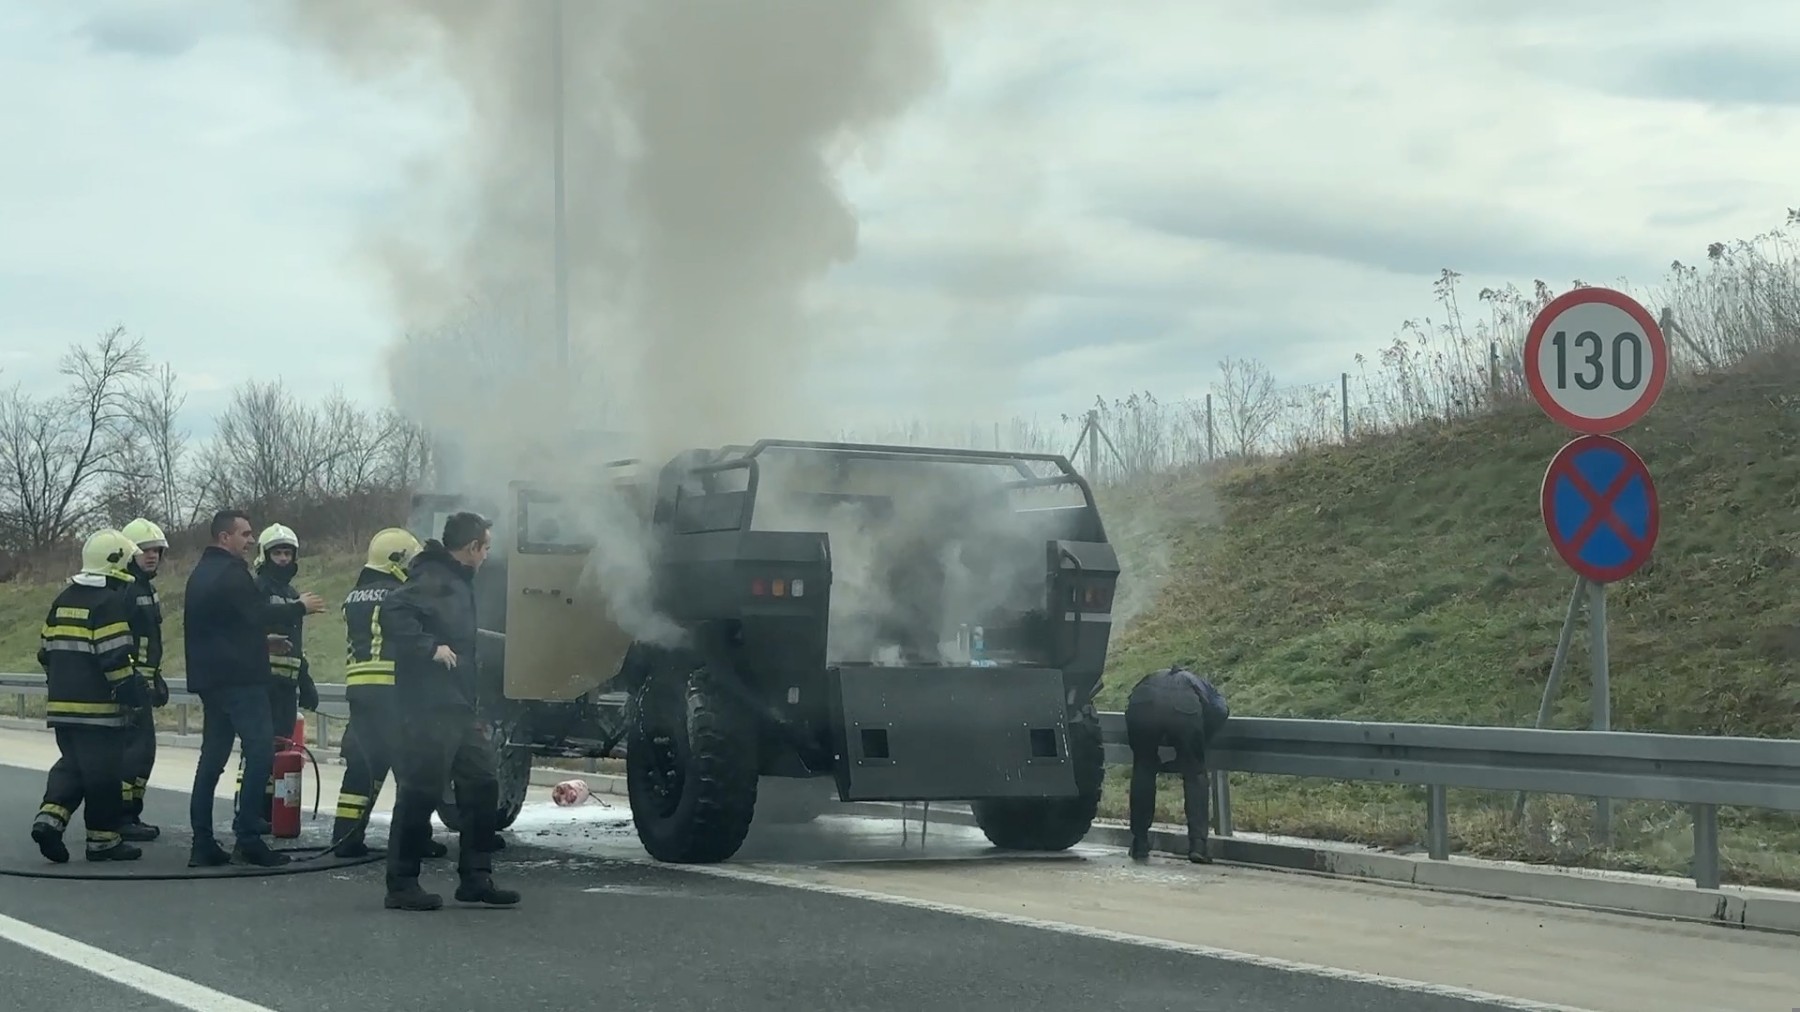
[1588,579,1612,844]
[1514,575,1587,824]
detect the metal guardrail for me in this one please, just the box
[4,672,1796,890]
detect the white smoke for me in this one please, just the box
[282,0,969,648]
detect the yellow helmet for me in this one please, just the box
[258,523,299,557]
[121,517,167,551]
[80,528,139,581]
[366,527,423,572]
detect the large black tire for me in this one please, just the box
[971,711,1105,852]
[626,663,760,863]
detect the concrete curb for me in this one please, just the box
[10,718,1795,935]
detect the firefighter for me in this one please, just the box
[29,528,151,864]
[329,526,446,860]
[1123,662,1231,863]
[233,523,321,824]
[382,511,519,911]
[118,517,171,842]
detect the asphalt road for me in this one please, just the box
[0,764,1549,1012]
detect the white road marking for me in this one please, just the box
[656,861,1606,1012]
[0,912,276,1012]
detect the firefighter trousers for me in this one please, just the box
[387,707,500,889]
[120,705,157,821]
[36,725,129,852]
[1124,701,1214,849]
[332,692,400,849]
[234,678,298,824]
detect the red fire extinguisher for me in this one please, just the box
[271,717,305,840]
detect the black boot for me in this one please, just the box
[455,872,520,906]
[189,839,230,867]
[86,841,144,862]
[31,819,68,864]
[232,838,291,867]
[384,878,443,911]
[120,818,160,842]
[1128,834,1150,862]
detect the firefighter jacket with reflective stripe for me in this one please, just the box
[342,565,405,702]
[126,563,163,678]
[257,565,309,684]
[39,579,143,728]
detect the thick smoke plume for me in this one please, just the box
[282,0,964,652]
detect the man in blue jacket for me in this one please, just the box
[1124,662,1231,864]
[183,509,323,868]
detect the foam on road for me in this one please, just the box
[2,728,1794,1011]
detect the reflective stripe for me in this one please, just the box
[335,805,365,820]
[38,803,71,823]
[344,672,395,687]
[48,700,122,714]
[54,606,89,620]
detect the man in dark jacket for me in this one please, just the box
[118,517,172,843]
[381,511,519,911]
[183,509,323,868]
[1124,662,1231,863]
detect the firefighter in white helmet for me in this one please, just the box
[232,523,322,825]
[29,529,150,864]
[117,517,171,843]
[329,527,445,860]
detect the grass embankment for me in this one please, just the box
[1095,363,1800,887]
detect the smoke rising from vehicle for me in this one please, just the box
[282,0,966,649]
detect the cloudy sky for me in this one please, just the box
[2,0,1796,442]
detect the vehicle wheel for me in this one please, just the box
[971,710,1104,851]
[626,663,759,863]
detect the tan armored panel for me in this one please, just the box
[501,476,651,701]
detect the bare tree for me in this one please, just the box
[0,327,149,548]
[114,362,191,526]
[1211,356,1281,458]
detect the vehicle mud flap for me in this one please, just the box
[828,665,1078,803]
[625,663,760,864]
[971,708,1104,852]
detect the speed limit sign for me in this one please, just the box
[1523,286,1668,434]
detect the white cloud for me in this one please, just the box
[2,0,1797,441]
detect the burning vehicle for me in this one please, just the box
[412,439,1121,864]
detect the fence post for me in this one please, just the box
[1212,772,1234,836]
[178,703,190,736]
[1426,785,1450,860]
[1340,372,1350,441]
[1691,804,1720,889]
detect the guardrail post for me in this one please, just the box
[316,714,330,748]
[178,703,190,736]
[1691,803,1720,890]
[1426,784,1450,860]
[13,693,24,718]
[1212,771,1234,836]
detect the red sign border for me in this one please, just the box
[1539,434,1660,583]
[1523,286,1669,434]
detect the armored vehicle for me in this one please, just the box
[410,439,1121,864]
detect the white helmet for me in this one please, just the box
[121,517,168,551]
[79,528,139,581]
[258,523,299,557]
